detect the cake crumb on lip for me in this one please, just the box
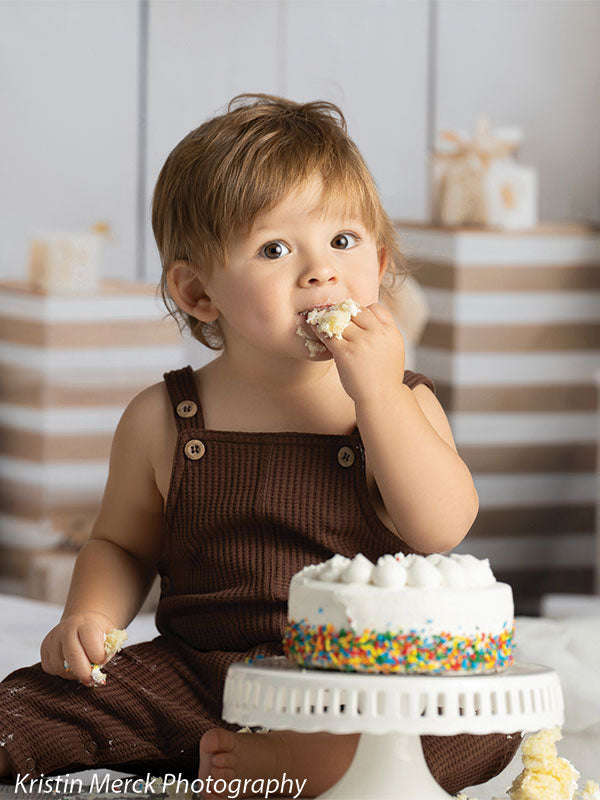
[298,302,335,317]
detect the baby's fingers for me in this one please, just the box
[63,633,97,686]
[58,654,81,682]
[78,620,108,666]
[40,639,77,681]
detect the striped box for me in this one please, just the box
[0,279,186,572]
[396,222,600,606]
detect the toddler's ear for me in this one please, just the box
[167,261,219,322]
[377,246,388,283]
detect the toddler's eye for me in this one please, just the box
[331,232,360,250]
[261,241,290,259]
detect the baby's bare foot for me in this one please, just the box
[198,727,359,798]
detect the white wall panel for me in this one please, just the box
[284,0,430,222]
[144,0,281,286]
[0,0,139,280]
[435,0,600,222]
[5,2,598,320]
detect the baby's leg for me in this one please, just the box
[423,730,522,795]
[199,727,522,798]
[0,637,228,779]
[199,727,359,798]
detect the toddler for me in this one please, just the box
[0,94,520,797]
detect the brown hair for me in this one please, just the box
[152,93,410,350]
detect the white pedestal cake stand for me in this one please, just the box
[222,657,564,800]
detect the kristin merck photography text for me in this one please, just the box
[13,771,308,798]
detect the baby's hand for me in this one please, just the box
[308,302,406,404]
[40,612,118,687]
[88,627,128,685]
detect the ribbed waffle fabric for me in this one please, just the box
[0,365,520,791]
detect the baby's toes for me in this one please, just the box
[211,751,235,770]
[200,727,236,756]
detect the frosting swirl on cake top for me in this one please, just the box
[296,552,497,590]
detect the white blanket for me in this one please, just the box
[1,595,599,799]
[462,616,600,798]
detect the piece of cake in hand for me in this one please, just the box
[283,552,515,674]
[89,627,128,685]
[104,627,128,656]
[296,298,361,356]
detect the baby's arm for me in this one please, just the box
[41,386,166,684]
[356,382,479,554]
[305,302,478,554]
[63,385,165,626]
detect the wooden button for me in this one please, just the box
[337,445,355,468]
[176,400,197,418]
[85,741,97,754]
[25,757,36,770]
[184,439,205,460]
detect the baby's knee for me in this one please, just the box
[422,730,522,795]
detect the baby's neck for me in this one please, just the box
[202,354,356,435]
[214,350,340,401]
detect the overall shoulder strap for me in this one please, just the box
[402,369,436,395]
[163,365,205,430]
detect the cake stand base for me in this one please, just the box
[319,732,451,799]
[223,657,563,800]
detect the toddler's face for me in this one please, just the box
[204,173,386,360]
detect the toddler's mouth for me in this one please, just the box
[295,303,336,346]
[297,302,336,318]
[296,304,335,339]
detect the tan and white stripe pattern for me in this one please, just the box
[0,279,185,561]
[396,222,600,590]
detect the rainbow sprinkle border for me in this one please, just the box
[282,619,515,674]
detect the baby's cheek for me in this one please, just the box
[251,296,288,329]
[243,304,285,343]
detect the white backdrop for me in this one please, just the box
[1,0,599,285]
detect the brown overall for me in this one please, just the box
[0,366,520,794]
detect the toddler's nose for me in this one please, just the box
[300,261,339,287]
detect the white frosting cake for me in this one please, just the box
[283,552,515,674]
